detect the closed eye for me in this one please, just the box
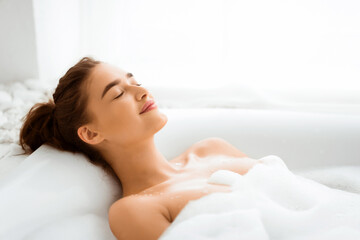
[113,92,123,99]
[113,83,142,100]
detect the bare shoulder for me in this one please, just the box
[108,196,171,240]
[185,137,248,158]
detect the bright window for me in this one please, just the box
[38,0,360,114]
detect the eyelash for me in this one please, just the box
[113,83,142,99]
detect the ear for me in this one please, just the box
[77,125,104,145]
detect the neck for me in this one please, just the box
[101,136,180,196]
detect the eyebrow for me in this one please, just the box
[101,73,134,99]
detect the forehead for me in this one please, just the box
[87,63,127,90]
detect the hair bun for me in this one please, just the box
[48,99,56,116]
[42,99,56,121]
[19,98,58,152]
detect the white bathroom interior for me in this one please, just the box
[0,0,360,239]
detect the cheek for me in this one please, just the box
[100,104,140,133]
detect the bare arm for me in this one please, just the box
[187,137,248,158]
[185,137,259,175]
[108,197,171,240]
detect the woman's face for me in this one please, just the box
[83,63,168,146]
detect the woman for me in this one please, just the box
[20,57,260,240]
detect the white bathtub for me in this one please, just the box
[156,108,360,171]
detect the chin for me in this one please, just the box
[154,111,168,132]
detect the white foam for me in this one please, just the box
[160,155,360,240]
[207,169,241,186]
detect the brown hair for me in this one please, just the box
[19,57,119,183]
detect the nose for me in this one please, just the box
[136,86,150,101]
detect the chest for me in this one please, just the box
[160,178,233,222]
[156,154,257,222]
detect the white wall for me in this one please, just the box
[0,0,82,85]
[33,0,82,84]
[79,0,360,92]
[0,0,39,83]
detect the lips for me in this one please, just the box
[140,99,155,114]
